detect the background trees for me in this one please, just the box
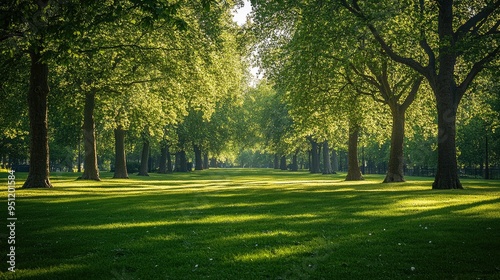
[249,0,499,185]
[1,0,498,186]
[340,0,499,189]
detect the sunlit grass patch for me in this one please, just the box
[1,169,499,279]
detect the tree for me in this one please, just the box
[1,1,112,187]
[0,53,30,169]
[81,89,100,180]
[341,0,500,189]
[1,0,185,187]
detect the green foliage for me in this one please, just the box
[0,52,30,164]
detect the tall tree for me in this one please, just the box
[341,0,500,189]
[0,0,187,187]
[81,90,100,180]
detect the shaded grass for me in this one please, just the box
[1,169,500,279]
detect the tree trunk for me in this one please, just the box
[310,139,321,173]
[210,157,217,168]
[280,155,287,170]
[77,138,82,173]
[484,130,490,179]
[290,150,299,171]
[383,108,406,183]
[80,90,100,180]
[194,145,203,170]
[322,141,333,174]
[174,152,180,171]
[432,1,463,189]
[138,139,150,176]
[331,149,338,173]
[432,100,462,189]
[273,154,280,169]
[159,143,168,173]
[345,123,364,181]
[167,148,172,173]
[203,153,209,169]
[113,126,128,179]
[23,51,52,188]
[176,150,188,172]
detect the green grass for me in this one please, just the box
[1,169,499,279]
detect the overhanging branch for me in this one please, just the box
[340,0,430,79]
[458,45,500,104]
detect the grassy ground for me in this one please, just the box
[1,169,499,280]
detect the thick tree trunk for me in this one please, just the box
[80,90,100,181]
[310,139,321,173]
[113,126,128,179]
[138,139,150,176]
[431,1,462,189]
[280,155,287,170]
[345,123,364,181]
[210,157,217,168]
[194,145,203,170]
[432,101,462,189]
[322,141,333,174]
[273,154,280,169]
[383,109,406,183]
[23,51,52,188]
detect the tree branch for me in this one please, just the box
[81,44,185,53]
[0,32,24,42]
[401,76,423,111]
[340,0,430,78]
[454,1,500,41]
[344,69,387,104]
[457,45,500,104]
[419,38,436,71]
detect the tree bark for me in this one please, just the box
[113,126,128,179]
[210,157,217,168]
[23,51,52,188]
[310,139,321,173]
[80,90,100,180]
[138,139,150,176]
[322,141,333,174]
[194,145,203,170]
[431,1,463,189]
[345,123,364,181]
[280,155,287,170]
[383,109,406,183]
[432,99,462,189]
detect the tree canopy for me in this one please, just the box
[0,0,498,187]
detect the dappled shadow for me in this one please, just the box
[2,169,500,279]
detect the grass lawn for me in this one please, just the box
[1,168,500,279]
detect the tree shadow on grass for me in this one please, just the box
[2,170,499,279]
